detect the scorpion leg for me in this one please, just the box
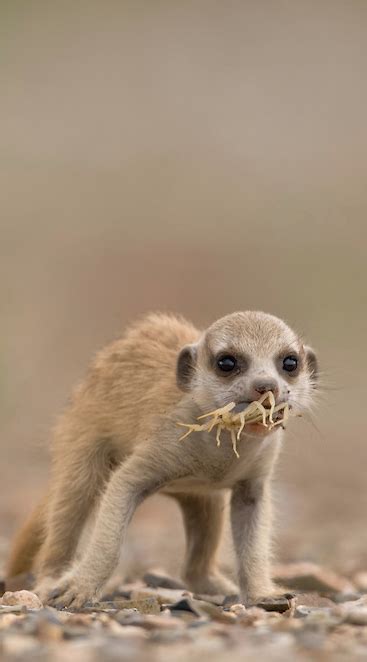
[178,427,194,441]
[242,399,268,426]
[230,429,240,459]
[208,416,220,433]
[197,402,235,420]
[250,401,268,426]
[267,391,276,423]
[237,412,246,440]
[258,391,276,423]
[178,422,204,441]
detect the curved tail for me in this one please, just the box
[6,496,48,578]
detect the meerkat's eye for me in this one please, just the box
[283,355,298,372]
[217,355,237,372]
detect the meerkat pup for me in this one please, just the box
[7,311,317,608]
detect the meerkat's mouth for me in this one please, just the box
[233,399,291,423]
[178,392,292,458]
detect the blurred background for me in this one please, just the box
[1,1,367,580]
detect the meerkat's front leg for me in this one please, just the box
[173,492,238,596]
[46,451,184,609]
[230,478,274,604]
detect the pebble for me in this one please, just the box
[332,591,362,603]
[254,595,293,613]
[229,603,247,616]
[354,572,367,592]
[84,597,160,615]
[143,570,187,590]
[294,605,335,621]
[1,590,43,610]
[2,634,39,655]
[273,562,354,594]
[0,568,366,658]
[130,586,191,605]
[341,606,367,626]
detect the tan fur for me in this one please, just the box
[7,495,48,577]
[7,311,317,607]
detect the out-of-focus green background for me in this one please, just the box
[1,1,366,578]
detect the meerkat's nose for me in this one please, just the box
[251,380,279,400]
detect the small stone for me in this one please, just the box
[113,611,145,626]
[34,609,64,641]
[133,614,185,630]
[111,597,161,615]
[295,605,335,622]
[131,587,191,605]
[273,562,353,594]
[0,613,21,628]
[193,599,237,624]
[337,605,367,626]
[354,572,367,592]
[167,597,203,617]
[167,596,236,623]
[143,570,187,590]
[255,595,293,613]
[193,593,225,606]
[1,590,43,610]
[332,592,362,604]
[101,581,145,602]
[229,603,247,616]
[237,606,271,626]
[294,593,336,608]
[107,620,149,638]
[335,595,367,610]
[0,604,25,613]
[2,635,39,655]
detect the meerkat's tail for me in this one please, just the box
[6,496,48,578]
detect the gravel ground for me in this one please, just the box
[1,567,367,661]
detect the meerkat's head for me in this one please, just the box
[177,311,317,436]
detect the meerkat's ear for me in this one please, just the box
[176,344,197,392]
[304,346,318,385]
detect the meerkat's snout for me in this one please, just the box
[248,378,279,402]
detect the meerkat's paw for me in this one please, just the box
[40,571,101,610]
[34,576,61,604]
[242,582,294,606]
[185,571,238,597]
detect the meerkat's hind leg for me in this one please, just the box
[174,492,238,597]
[7,495,48,578]
[34,442,112,600]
